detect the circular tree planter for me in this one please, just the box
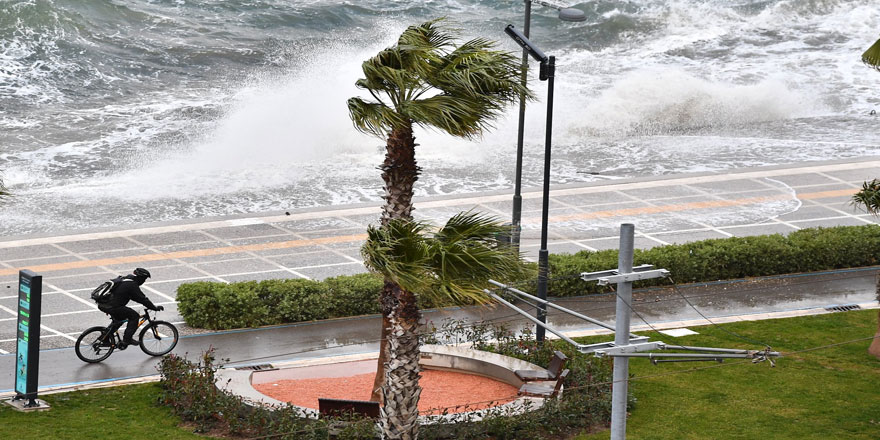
[216,344,560,423]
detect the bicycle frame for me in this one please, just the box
[105,309,155,343]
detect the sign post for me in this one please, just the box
[7,270,49,411]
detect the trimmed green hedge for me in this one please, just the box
[176,225,880,330]
[548,225,880,296]
[177,274,383,330]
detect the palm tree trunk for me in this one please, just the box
[371,282,397,402]
[869,273,880,359]
[380,283,423,440]
[372,124,420,401]
[380,125,420,225]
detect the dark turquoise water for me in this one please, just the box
[1,0,878,235]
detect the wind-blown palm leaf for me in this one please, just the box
[402,95,498,138]
[852,179,880,215]
[361,213,526,306]
[362,219,432,293]
[348,97,408,137]
[863,38,880,71]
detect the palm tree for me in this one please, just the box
[864,38,880,70]
[0,174,9,199]
[347,18,532,402]
[361,212,527,439]
[852,180,880,358]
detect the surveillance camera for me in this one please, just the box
[504,24,548,63]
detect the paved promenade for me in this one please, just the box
[1,157,879,357]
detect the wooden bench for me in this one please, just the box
[518,369,569,398]
[319,398,381,439]
[318,397,381,419]
[514,350,568,382]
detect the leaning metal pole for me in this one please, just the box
[535,55,555,344]
[611,223,635,440]
[511,0,531,249]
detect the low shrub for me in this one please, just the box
[158,350,375,439]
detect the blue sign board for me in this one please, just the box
[14,270,42,406]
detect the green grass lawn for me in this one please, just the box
[578,309,880,440]
[0,383,215,440]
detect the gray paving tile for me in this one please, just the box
[650,230,730,244]
[223,270,300,283]
[1,244,68,261]
[204,223,288,240]
[130,230,214,247]
[582,237,656,251]
[178,251,253,264]
[790,217,871,229]
[146,265,208,281]
[299,227,365,240]
[270,252,350,268]
[79,248,153,259]
[766,173,836,187]
[645,195,717,207]
[777,205,844,221]
[296,263,368,281]
[722,223,796,237]
[37,292,90,316]
[44,274,104,292]
[822,167,880,183]
[690,179,769,193]
[57,237,142,254]
[224,235,305,248]
[546,242,590,255]
[4,255,81,267]
[280,216,368,232]
[622,185,703,200]
[254,245,327,257]
[557,192,619,207]
[195,258,282,275]
[103,260,185,275]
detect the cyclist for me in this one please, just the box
[98,268,164,350]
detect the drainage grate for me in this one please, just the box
[235,364,277,371]
[825,304,862,313]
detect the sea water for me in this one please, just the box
[1,0,878,236]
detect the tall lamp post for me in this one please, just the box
[505,24,558,344]
[511,1,585,248]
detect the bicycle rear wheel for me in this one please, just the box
[139,321,178,356]
[75,326,115,363]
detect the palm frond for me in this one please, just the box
[362,220,432,293]
[863,38,880,71]
[852,179,880,215]
[347,97,407,138]
[403,94,499,139]
[361,213,526,307]
[0,174,9,199]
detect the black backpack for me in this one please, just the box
[90,277,127,304]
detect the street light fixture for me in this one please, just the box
[511,0,585,248]
[505,23,557,344]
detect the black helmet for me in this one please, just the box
[133,268,151,278]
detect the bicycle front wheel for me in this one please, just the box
[75,326,114,363]
[139,321,179,356]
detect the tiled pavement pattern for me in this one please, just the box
[1,158,879,354]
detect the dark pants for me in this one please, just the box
[101,306,140,343]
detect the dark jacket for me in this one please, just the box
[102,275,158,310]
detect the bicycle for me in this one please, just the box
[75,308,179,363]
